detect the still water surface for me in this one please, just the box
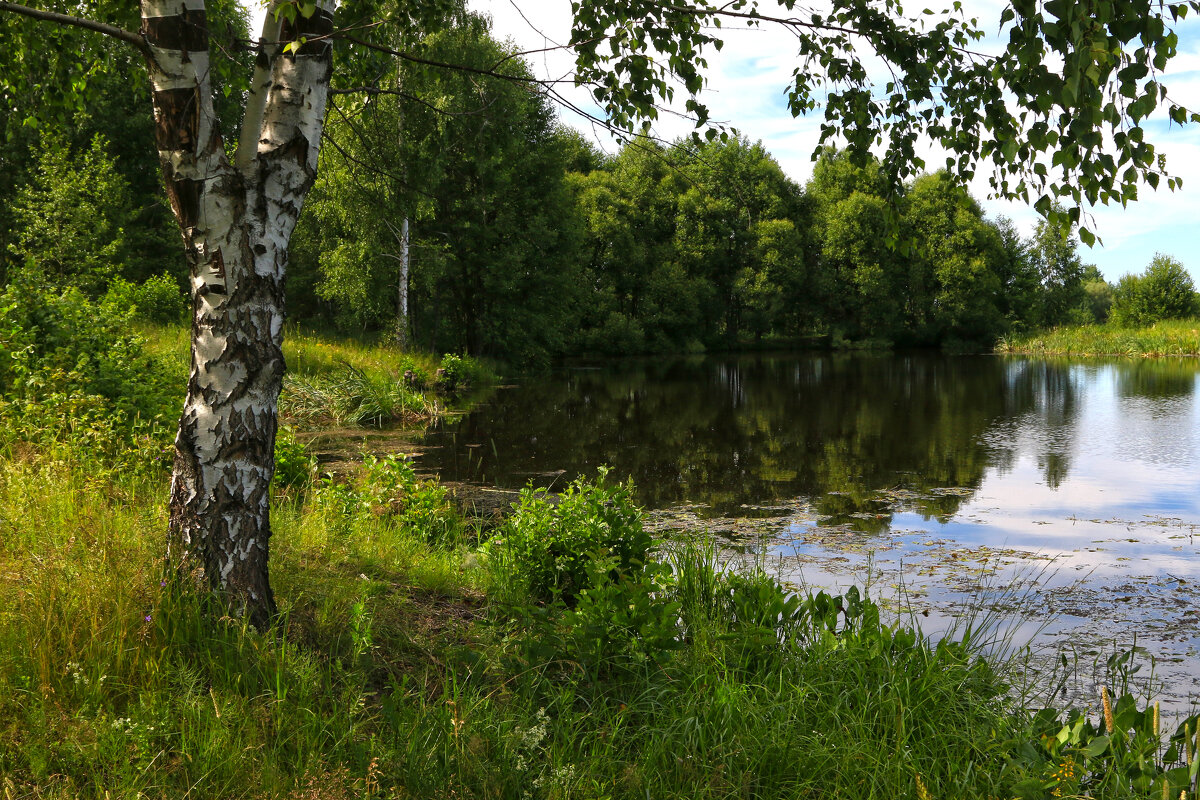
[418,354,1200,706]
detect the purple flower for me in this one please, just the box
[144,615,152,622]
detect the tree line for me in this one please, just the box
[5,7,1195,372]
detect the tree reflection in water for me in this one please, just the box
[418,353,1198,531]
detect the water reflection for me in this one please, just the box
[420,355,1200,530]
[418,353,1200,708]
[423,354,1096,519]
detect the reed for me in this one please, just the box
[998,319,1200,357]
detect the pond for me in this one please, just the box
[417,353,1200,708]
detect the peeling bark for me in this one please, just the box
[140,0,336,628]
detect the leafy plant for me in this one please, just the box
[1009,689,1200,799]
[272,426,316,492]
[102,273,187,325]
[312,454,460,545]
[436,352,489,393]
[483,468,649,606]
[0,280,176,470]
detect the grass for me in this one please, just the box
[2,448,1197,799]
[2,321,1196,799]
[134,323,493,429]
[998,318,1200,357]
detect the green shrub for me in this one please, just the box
[312,454,460,545]
[0,281,176,468]
[524,557,682,679]
[436,352,490,393]
[483,468,649,606]
[11,133,133,296]
[272,426,316,492]
[103,273,188,325]
[1111,254,1197,327]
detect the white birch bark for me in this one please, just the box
[390,216,411,347]
[141,0,336,627]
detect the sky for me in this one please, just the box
[465,0,1200,283]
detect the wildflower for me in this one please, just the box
[1050,758,1076,797]
[144,614,152,622]
[1101,686,1115,734]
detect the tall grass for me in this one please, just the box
[998,319,1200,356]
[2,457,1197,798]
[283,365,439,427]
[133,323,494,430]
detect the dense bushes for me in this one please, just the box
[482,469,650,605]
[1111,254,1198,327]
[0,280,178,466]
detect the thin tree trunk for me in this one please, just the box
[394,66,411,349]
[142,0,334,628]
[397,216,410,346]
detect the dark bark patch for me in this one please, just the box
[165,176,203,229]
[279,7,334,56]
[153,87,201,151]
[210,248,227,284]
[143,10,209,52]
[276,132,311,167]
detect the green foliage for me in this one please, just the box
[1111,254,1197,327]
[1005,648,1200,799]
[436,352,489,393]
[102,273,188,325]
[1081,265,1115,324]
[292,10,584,366]
[1029,210,1088,327]
[283,364,436,427]
[571,136,808,353]
[0,280,176,467]
[313,453,461,546]
[570,0,1195,243]
[272,425,316,492]
[903,172,1006,345]
[11,133,133,295]
[0,451,1194,800]
[998,318,1200,357]
[523,556,683,680]
[483,468,649,605]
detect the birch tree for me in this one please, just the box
[1,0,336,627]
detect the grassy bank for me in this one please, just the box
[2,448,1198,799]
[3,317,1198,799]
[998,319,1200,357]
[138,323,494,429]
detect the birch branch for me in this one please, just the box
[0,1,149,54]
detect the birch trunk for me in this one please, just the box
[397,217,410,346]
[141,0,334,628]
